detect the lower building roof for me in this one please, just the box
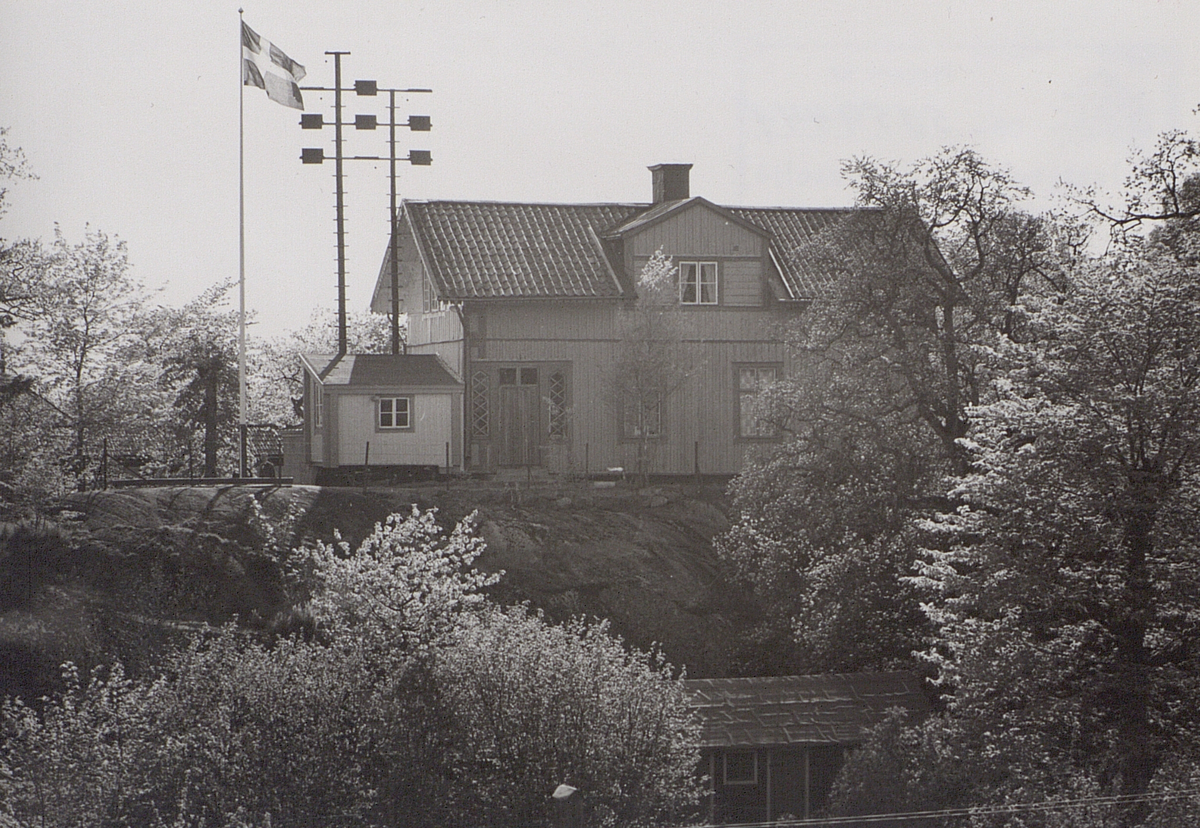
[684,671,930,748]
[302,353,463,388]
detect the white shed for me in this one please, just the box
[296,353,463,483]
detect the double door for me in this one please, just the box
[497,366,542,467]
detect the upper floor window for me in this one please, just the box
[679,261,718,305]
[378,396,412,430]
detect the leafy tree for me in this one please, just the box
[0,662,159,828]
[0,127,33,221]
[610,248,691,480]
[719,147,1070,673]
[304,507,498,655]
[0,129,37,410]
[2,507,705,828]
[9,226,154,488]
[1066,129,1200,242]
[1,632,380,828]
[435,606,703,828]
[249,307,394,426]
[142,282,241,476]
[304,508,702,828]
[144,629,379,827]
[913,244,1200,826]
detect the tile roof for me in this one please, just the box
[303,353,463,388]
[245,425,283,457]
[406,201,645,300]
[727,207,867,300]
[399,199,877,303]
[683,672,929,748]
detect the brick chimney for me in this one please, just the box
[649,163,692,204]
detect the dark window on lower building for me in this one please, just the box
[723,750,758,785]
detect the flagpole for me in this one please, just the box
[238,8,249,478]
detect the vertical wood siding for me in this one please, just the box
[335,392,455,467]
[370,217,426,316]
[383,198,808,475]
[722,259,764,306]
[373,221,465,373]
[630,204,766,259]
[474,302,797,474]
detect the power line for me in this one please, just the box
[715,786,1200,827]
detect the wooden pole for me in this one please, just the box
[389,89,402,354]
[238,9,248,478]
[329,51,350,356]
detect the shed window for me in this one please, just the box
[378,397,412,430]
[723,750,758,785]
[679,261,718,305]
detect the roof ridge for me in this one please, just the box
[406,198,650,208]
[406,197,869,213]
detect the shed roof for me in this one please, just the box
[683,672,929,748]
[302,353,462,388]
[394,199,874,303]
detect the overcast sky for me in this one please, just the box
[3,1,1198,338]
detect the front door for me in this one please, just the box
[497,367,541,466]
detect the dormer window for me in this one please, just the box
[679,261,718,305]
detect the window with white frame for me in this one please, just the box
[679,261,718,305]
[737,365,779,438]
[378,396,412,430]
[723,750,758,785]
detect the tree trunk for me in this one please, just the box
[203,364,219,477]
[74,358,87,490]
[1113,476,1160,828]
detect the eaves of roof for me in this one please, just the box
[683,671,930,749]
[301,353,463,388]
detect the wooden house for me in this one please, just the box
[296,352,463,483]
[684,672,930,824]
[368,163,865,476]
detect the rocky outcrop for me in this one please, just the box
[1,482,755,699]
